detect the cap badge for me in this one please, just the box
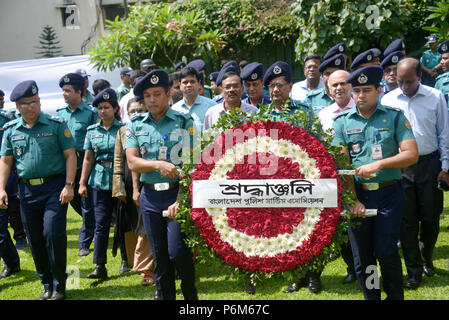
[358,74,368,84]
[102,92,110,100]
[150,75,159,84]
[442,44,448,52]
[367,54,372,61]
[250,73,258,80]
[64,76,70,83]
[31,85,37,94]
[335,58,341,66]
[338,45,344,52]
[273,66,282,75]
[392,55,399,63]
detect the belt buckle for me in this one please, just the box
[29,178,43,186]
[154,182,170,191]
[364,183,379,191]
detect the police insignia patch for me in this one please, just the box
[335,58,341,66]
[392,55,399,63]
[367,54,372,61]
[16,147,23,157]
[139,145,146,155]
[150,75,159,84]
[358,74,368,84]
[102,92,110,100]
[93,145,99,153]
[351,143,362,154]
[188,126,194,136]
[273,66,282,75]
[251,73,258,80]
[31,86,37,95]
[405,120,411,129]
[64,129,71,138]
[64,76,70,83]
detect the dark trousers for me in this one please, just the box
[91,188,113,265]
[5,167,26,240]
[18,174,68,292]
[70,157,95,250]
[0,199,20,269]
[349,182,405,300]
[140,186,197,300]
[400,152,443,276]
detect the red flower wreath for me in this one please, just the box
[190,121,343,273]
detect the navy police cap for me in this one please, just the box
[263,61,292,87]
[380,51,404,69]
[209,72,219,83]
[120,66,133,75]
[323,42,346,61]
[350,49,376,70]
[216,64,239,87]
[186,59,206,71]
[438,40,449,54]
[133,69,170,97]
[175,61,186,70]
[240,62,264,82]
[383,38,405,57]
[92,88,117,108]
[347,65,383,87]
[59,72,85,88]
[10,80,39,102]
[318,53,345,73]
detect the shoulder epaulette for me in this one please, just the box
[130,113,145,121]
[87,123,100,131]
[3,118,20,129]
[49,115,65,123]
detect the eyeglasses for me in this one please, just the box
[383,67,397,75]
[268,83,287,90]
[18,101,39,108]
[222,84,242,90]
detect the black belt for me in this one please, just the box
[97,160,113,168]
[419,150,439,162]
[22,174,61,186]
[144,181,179,192]
[356,180,399,191]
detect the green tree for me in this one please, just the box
[423,1,449,40]
[35,25,62,58]
[87,2,225,72]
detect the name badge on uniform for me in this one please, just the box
[11,135,25,141]
[371,144,383,160]
[346,128,363,135]
[158,146,168,160]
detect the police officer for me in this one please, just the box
[420,35,442,87]
[140,59,157,73]
[383,38,406,58]
[75,69,95,105]
[116,67,133,102]
[350,49,379,71]
[435,39,449,105]
[186,59,212,98]
[332,66,418,300]
[125,69,198,300]
[240,62,271,107]
[79,88,124,280]
[0,80,77,300]
[380,51,404,96]
[0,109,20,279]
[306,53,345,115]
[57,73,98,257]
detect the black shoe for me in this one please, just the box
[284,278,306,293]
[342,272,357,284]
[51,290,66,300]
[405,274,422,289]
[15,236,27,250]
[423,263,435,277]
[119,260,132,274]
[307,274,322,293]
[0,265,20,278]
[78,248,90,257]
[38,290,53,300]
[86,265,108,279]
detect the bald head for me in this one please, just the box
[396,58,421,98]
[328,70,351,106]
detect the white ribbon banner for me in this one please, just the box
[192,179,338,208]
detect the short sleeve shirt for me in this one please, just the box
[1,112,75,179]
[332,103,415,184]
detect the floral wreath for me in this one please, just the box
[177,104,353,282]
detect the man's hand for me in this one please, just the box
[0,190,8,209]
[166,202,179,220]
[350,199,366,218]
[437,171,449,185]
[133,190,140,207]
[60,186,74,204]
[78,184,88,198]
[355,161,382,178]
[158,161,180,179]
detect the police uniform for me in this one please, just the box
[435,40,449,106]
[57,73,98,255]
[323,42,346,61]
[421,39,442,88]
[351,49,377,71]
[379,51,404,98]
[116,67,133,102]
[0,109,20,278]
[240,62,272,107]
[75,69,95,105]
[125,70,197,300]
[332,66,415,300]
[383,38,405,57]
[1,80,76,299]
[84,89,124,271]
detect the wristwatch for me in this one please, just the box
[442,168,449,174]
[65,181,75,188]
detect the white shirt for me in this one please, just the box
[291,78,324,102]
[118,90,135,123]
[318,97,355,131]
[381,83,449,170]
[203,101,258,131]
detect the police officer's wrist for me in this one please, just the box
[65,181,75,188]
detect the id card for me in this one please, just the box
[158,146,168,160]
[371,144,383,160]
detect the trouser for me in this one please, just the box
[140,185,197,300]
[70,156,95,250]
[349,182,404,300]
[5,167,26,240]
[91,188,113,265]
[0,198,20,269]
[19,174,68,292]
[400,151,443,276]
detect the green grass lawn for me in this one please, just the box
[1,196,449,300]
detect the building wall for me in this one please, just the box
[0,0,139,62]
